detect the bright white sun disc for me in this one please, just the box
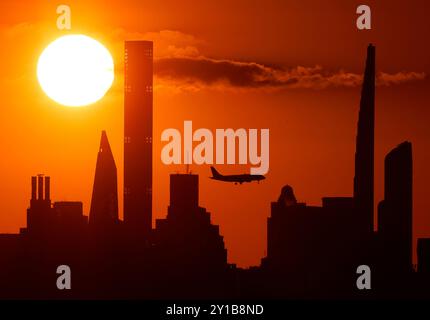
[37,34,114,107]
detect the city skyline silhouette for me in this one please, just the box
[2,1,430,272]
[0,42,428,299]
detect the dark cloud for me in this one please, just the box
[377,71,426,86]
[154,56,426,91]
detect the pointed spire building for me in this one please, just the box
[354,44,376,234]
[89,131,119,228]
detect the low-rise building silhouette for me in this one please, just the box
[154,174,229,298]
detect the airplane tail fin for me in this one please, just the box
[210,166,222,178]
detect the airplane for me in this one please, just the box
[210,166,265,185]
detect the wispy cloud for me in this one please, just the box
[377,71,426,86]
[154,56,427,92]
[111,29,203,59]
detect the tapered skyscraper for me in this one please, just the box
[354,44,375,234]
[124,41,153,237]
[89,131,119,228]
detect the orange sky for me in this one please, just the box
[0,0,429,267]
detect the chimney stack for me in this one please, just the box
[31,177,37,200]
[45,176,50,201]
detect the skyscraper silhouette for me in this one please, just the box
[262,45,379,299]
[378,141,413,272]
[154,174,228,298]
[354,44,375,234]
[89,131,119,228]
[155,174,227,270]
[124,41,153,237]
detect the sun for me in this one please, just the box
[37,34,114,107]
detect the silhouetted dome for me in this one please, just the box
[278,185,297,207]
